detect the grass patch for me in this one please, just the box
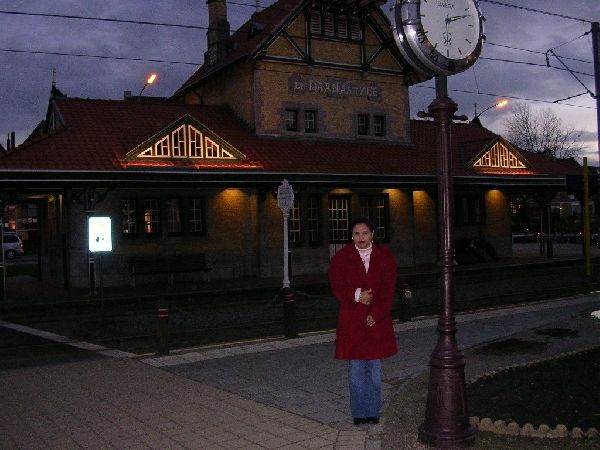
[468,346,600,431]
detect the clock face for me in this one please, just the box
[393,0,484,77]
[420,0,481,60]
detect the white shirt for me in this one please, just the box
[354,243,372,302]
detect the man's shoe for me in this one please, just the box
[366,417,379,424]
[353,418,367,425]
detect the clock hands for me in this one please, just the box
[445,14,470,24]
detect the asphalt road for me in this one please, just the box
[0,326,105,370]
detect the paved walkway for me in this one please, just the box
[1,294,599,449]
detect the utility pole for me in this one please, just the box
[592,22,600,167]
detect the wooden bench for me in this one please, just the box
[128,254,212,287]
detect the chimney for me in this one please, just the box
[205,0,232,66]
[10,132,15,150]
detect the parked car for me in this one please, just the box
[3,233,24,259]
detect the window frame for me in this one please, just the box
[121,199,137,235]
[143,199,160,235]
[357,114,370,135]
[373,115,386,136]
[188,197,205,235]
[289,196,302,246]
[307,195,320,246]
[328,195,351,243]
[285,109,298,131]
[304,110,317,133]
[374,194,390,242]
[166,198,182,235]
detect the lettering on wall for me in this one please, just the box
[288,74,382,102]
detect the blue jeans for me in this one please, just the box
[348,359,381,419]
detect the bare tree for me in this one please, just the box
[504,103,584,160]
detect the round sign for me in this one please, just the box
[277,179,294,214]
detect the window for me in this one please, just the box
[289,197,301,244]
[172,126,186,158]
[121,199,137,234]
[155,136,169,157]
[329,196,351,243]
[285,109,298,131]
[189,198,204,234]
[359,196,370,219]
[375,195,389,241]
[310,11,322,34]
[304,110,317,133]
[337,16,348,39]
[323,13,335,37]
[374,115,386,136]
[358,114,369,135]
[188,126,203,158]
[307,195,320,245]
[350,18,361,40]
[456,195,485,225]
[310,10,361,41]
[143,199,160,234]
[166,199,182,234]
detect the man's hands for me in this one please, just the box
[366,315,375,327]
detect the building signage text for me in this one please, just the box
[288,75,382,102]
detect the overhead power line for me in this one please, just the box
[0,9,208,30]
[0,48,200,66]
[478,0,591,23]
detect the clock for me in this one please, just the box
[393,0,485,77]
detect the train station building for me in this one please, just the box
[0,0,582,289]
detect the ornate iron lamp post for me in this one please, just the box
[417,76,475,447]
[392,0,485,445]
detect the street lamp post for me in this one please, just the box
[470,99,508,125]
[417,76,475,447]
[139,73,157,97]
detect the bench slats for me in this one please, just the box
[129,254,212,286]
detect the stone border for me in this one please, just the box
[467,344,600,439]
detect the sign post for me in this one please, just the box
[277,180,297,338]
[88,216,112,310]
[277,180,294,288]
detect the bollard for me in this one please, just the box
[156,298,170,356]
[398,284,412,322]
[280,287,298,339]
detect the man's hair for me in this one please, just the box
[351,217,374,233]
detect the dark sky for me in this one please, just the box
[1,0,598,163]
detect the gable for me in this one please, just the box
[126,115,245,162]
[470,139,530,172]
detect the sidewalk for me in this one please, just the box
[1,294,599,449]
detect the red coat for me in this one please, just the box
[329,243,398,360]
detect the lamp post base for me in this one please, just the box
[418,330,476,448]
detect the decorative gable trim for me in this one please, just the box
[470,138,530,172]
[126,115,245,162]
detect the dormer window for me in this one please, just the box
[310,10,361,41]
[311,11,322,34]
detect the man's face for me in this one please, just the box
[352,223,373,249]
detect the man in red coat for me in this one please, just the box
[329,218,398,425]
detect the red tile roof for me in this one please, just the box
[174,0,305,97]
[0,98,581,182]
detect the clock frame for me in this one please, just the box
[393,0,485,77]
